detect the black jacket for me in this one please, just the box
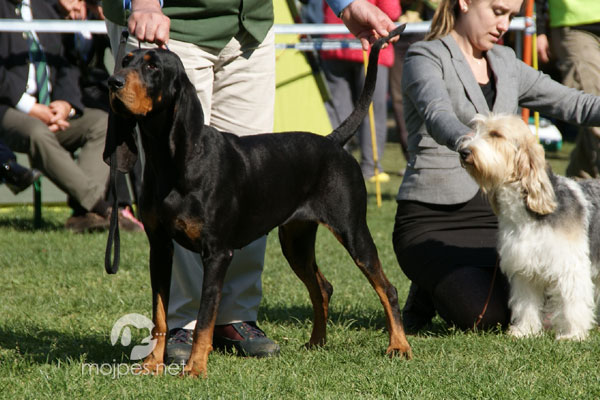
[0,0,84,121]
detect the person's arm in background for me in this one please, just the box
[535,0,550,64]
[0,48,62,129]
[0,2,79,132]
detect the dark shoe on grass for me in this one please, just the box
[166,322,280,364]
[213,321,280,358]
[65,212,110,233]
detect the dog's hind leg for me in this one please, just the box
[325,217,412,359]
[139,234,173,375]
[279,221,333,348]
[183,249,233,378]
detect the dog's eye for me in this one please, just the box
[121,55,133,67]
[489,130,502,138]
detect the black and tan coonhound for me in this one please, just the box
[104,25,410,377]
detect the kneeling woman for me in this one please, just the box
[393,0,600,331]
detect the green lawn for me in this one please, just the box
[1,140,599,399]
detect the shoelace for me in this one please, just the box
[239,322,266,339]
[169,329,193,344]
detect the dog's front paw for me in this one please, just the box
[386,343,413,360]
[386,333,413,360]
[135,353,166,375]
[181,359,207,378]
[556,330,588,341]
[508,324,542,338]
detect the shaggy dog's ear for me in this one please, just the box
[515,135,556,215]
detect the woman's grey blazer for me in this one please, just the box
[397,34,600,205]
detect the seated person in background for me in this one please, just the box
[58,0,143,231]
[393,0,600,332]
[0,138,41,194]
[0,0,138,233]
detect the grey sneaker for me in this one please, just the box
[213,321,280,358]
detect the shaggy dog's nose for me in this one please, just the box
[459,147,472,161]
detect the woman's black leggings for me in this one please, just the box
[392,195,510,330]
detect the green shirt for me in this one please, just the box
[548,0,600,27]
[103,0,274,50]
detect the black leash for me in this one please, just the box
[105,30,129,275]
[105,150,121,274]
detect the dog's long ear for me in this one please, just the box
[103,110,138,173]
[515,136,556,215]
[168,59,204,154]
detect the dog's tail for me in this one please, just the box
[327,24,406,146]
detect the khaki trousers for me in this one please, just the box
[106,21,275,328]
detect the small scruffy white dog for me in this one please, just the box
[459,114,600,340]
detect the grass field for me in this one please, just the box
[1,140,599,399]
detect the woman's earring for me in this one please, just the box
[462,6,468,12]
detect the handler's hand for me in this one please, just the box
[128,0,170,47]
[340,0,399,51]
